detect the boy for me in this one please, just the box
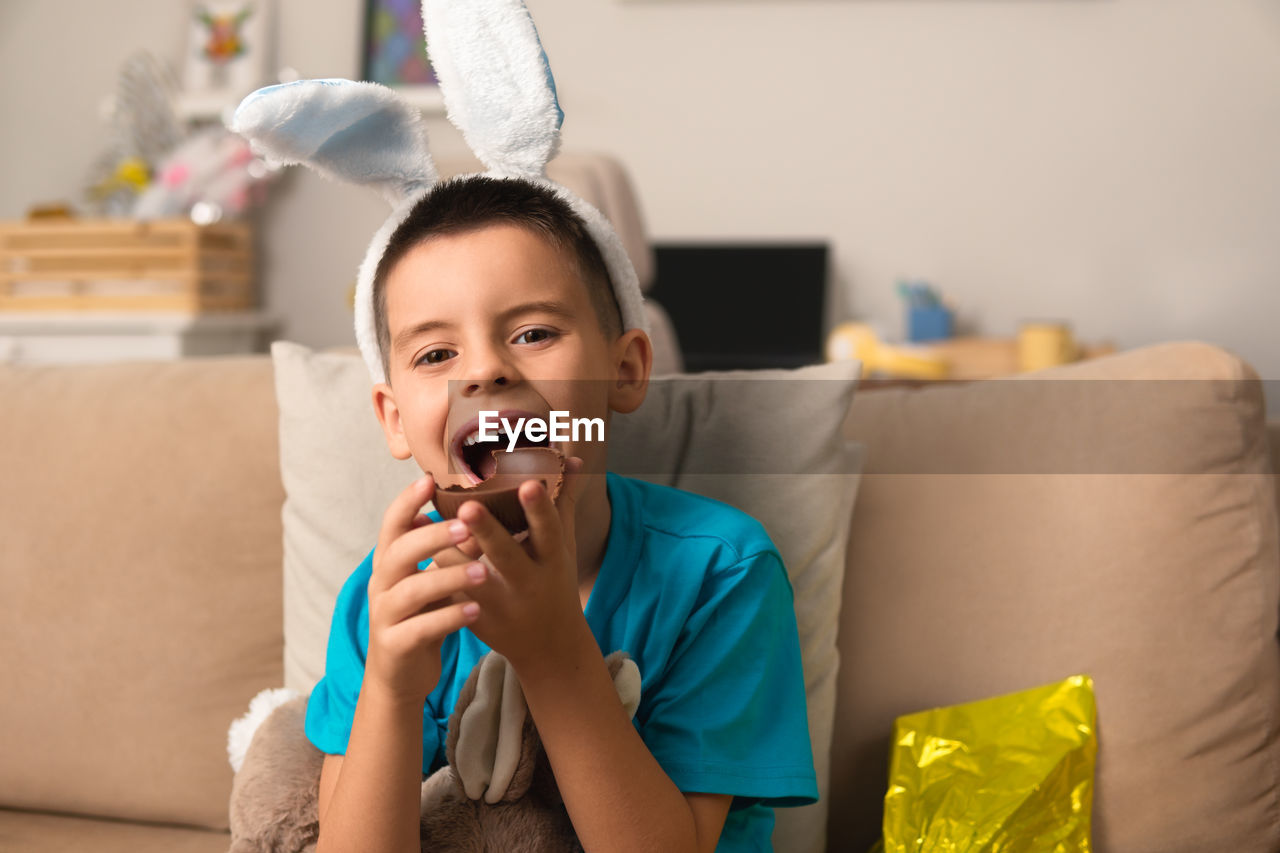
[303,175,817,852]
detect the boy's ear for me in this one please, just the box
[608,329,653,415]
[372,382,414,460]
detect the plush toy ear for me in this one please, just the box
[230,78,437,206]
[448,651,641,806]
[606,652,642,720]
[451,652,530,804]
[422,0,563,178]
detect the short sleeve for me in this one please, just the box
[636,548,818,808]
[304,547,446,773]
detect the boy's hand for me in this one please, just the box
[409,500,483,567]
[366,475,488,705]
[453,458,588,670]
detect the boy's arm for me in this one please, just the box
[457,476,736,851]
[516,615,732,853]
[316,476,488,853]
[319,645,731,853]
[315,689,424,853]
[318,754,341,821]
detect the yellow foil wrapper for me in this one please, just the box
[879,675,1097,853]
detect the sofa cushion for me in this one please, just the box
[0,808,231,853]
[270,341,863,853]
[830,341,1280,852]
[0,357,284,830]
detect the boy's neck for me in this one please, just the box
[574,472,611,606]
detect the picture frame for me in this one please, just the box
[181,1,271,112]
[362,0,445,112]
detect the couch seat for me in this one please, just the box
[0,809,231,853]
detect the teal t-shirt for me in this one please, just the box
[306,472,818,850]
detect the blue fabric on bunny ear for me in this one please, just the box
[231,79,436,205]
[231,0,648,384]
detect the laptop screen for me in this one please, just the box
[648,242,828,372]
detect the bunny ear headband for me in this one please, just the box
[230,0,647,384]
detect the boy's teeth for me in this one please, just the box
[462,428,511,447]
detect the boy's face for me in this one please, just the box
[372,223,650,488]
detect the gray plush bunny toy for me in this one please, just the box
[228,650,640,852]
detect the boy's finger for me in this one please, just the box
[521,478,563,560]
[454,555,509,610]
[426,541,474,568]
[371,515,468,595]
[554,457,587,551]
[376,475,434,557]
[429,534,482,561]
[384,512,476,571]
[384,600,481,653]
[416,538,484,574]
[379,562,487,625]
[455,501,528,578]
[456,536,483,559]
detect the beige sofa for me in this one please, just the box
[1,339,1278,852]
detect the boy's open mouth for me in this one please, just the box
[450,411,551,483]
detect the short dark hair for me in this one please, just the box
[373,175,623,378]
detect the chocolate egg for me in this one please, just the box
[433,447,566,534]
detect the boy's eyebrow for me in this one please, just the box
[392,301,576,351]
[496,300,576,324]
[393,320,451,352]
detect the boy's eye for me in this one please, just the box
[516,328,556,345]
[416,348,456,366]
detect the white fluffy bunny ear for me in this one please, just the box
[230,79,436,206]
[422,0,563,178]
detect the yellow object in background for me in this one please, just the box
[88,157,151,203]
[1017,322,1079,373]
[826,322,951,380]
[878,675,1097,853]
[110,158,151,192]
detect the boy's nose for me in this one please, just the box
[457,348,519,397]
[462,375,509,396]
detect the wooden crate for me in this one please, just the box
[0,219,253,312]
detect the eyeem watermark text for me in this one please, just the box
[478,411,604,451]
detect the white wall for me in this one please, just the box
[4,0,1280,394]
